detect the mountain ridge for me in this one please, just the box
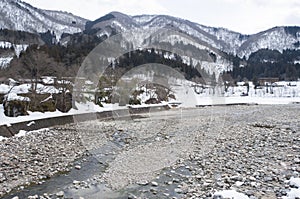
[0,0,88,38]
[0,1,299,80]
[86,11,300,59]
[0,0,299,60]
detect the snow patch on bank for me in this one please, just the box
[0,136,7,141]
[213,190,249,199]
[15,128,49,138]
[0,102,125,126]
[283,177,300,199]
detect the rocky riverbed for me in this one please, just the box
[0,104,299,199]
[0,127,86,197]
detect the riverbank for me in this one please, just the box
[0,104,170,138]
[0,104,299,198]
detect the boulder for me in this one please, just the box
[53,92,73,113]
[3,93,30,117]
[21,93,56,113]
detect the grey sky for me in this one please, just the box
[23,0,300,34]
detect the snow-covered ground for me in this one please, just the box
[283,177,300,199]
[213,190,249,199]
[172,80,300,107]
[213,181,300,199]
[1,80,300,126]
[0,102,121,126]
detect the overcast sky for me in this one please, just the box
[23,0,300,34]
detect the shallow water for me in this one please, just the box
[3,142,121,199]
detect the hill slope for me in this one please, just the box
[0,0,88,38]
[86,12,300,59]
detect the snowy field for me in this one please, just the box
[0,80,300,126]
[172,80,300,107]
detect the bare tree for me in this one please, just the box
[18,46,60,110]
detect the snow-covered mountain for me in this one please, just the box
[86,12,300,59]
[0,0,299,75]
[238,26,300,58]
[0,0,88,39]
[85,12,237,75]
[85,12,246,53]
[0,0,89,68]
[0,0,299,61]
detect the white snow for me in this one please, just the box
[0,101,125,126]
[111,20,126,32]
[0,105,54,126]
[41,76,55,84]
[96,13,300,60]
[283,189,300,199]
[0,83,59,95]
[168,80,300,107]
[283,177,300,199]
[0,41,29,58]
[0,136,7,141]
[213,190,249,199]
[5,93,30,102]
[0,0,87,39]
[1,78,300,130]
[133,15,156,24]
[14,44,28,57]
[237,27,300,59]
[0,84,10,94]
[128,102,168,109]
[26,121,35,127]
[14,128,49,138]
[15,130,28,137]
[0,57,13,68]
[0,41,28,68]
[289,177,300,188]
[0,41,12,48]
[171,82,198,107]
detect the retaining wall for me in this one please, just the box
[0,105,170,138]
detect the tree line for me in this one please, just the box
[225,49,300,82]
[1,28,300,84]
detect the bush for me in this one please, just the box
[145,98,160,104]
[129,98,141,105]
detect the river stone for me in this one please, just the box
[151,181,158,186]
[175,188,183,193]
[56,191,64,197]
[28,195,38,199]
[73,180,80,185]
[137,180,149,186]
[294,158,300,164]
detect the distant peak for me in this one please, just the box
[109,11,130,18]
